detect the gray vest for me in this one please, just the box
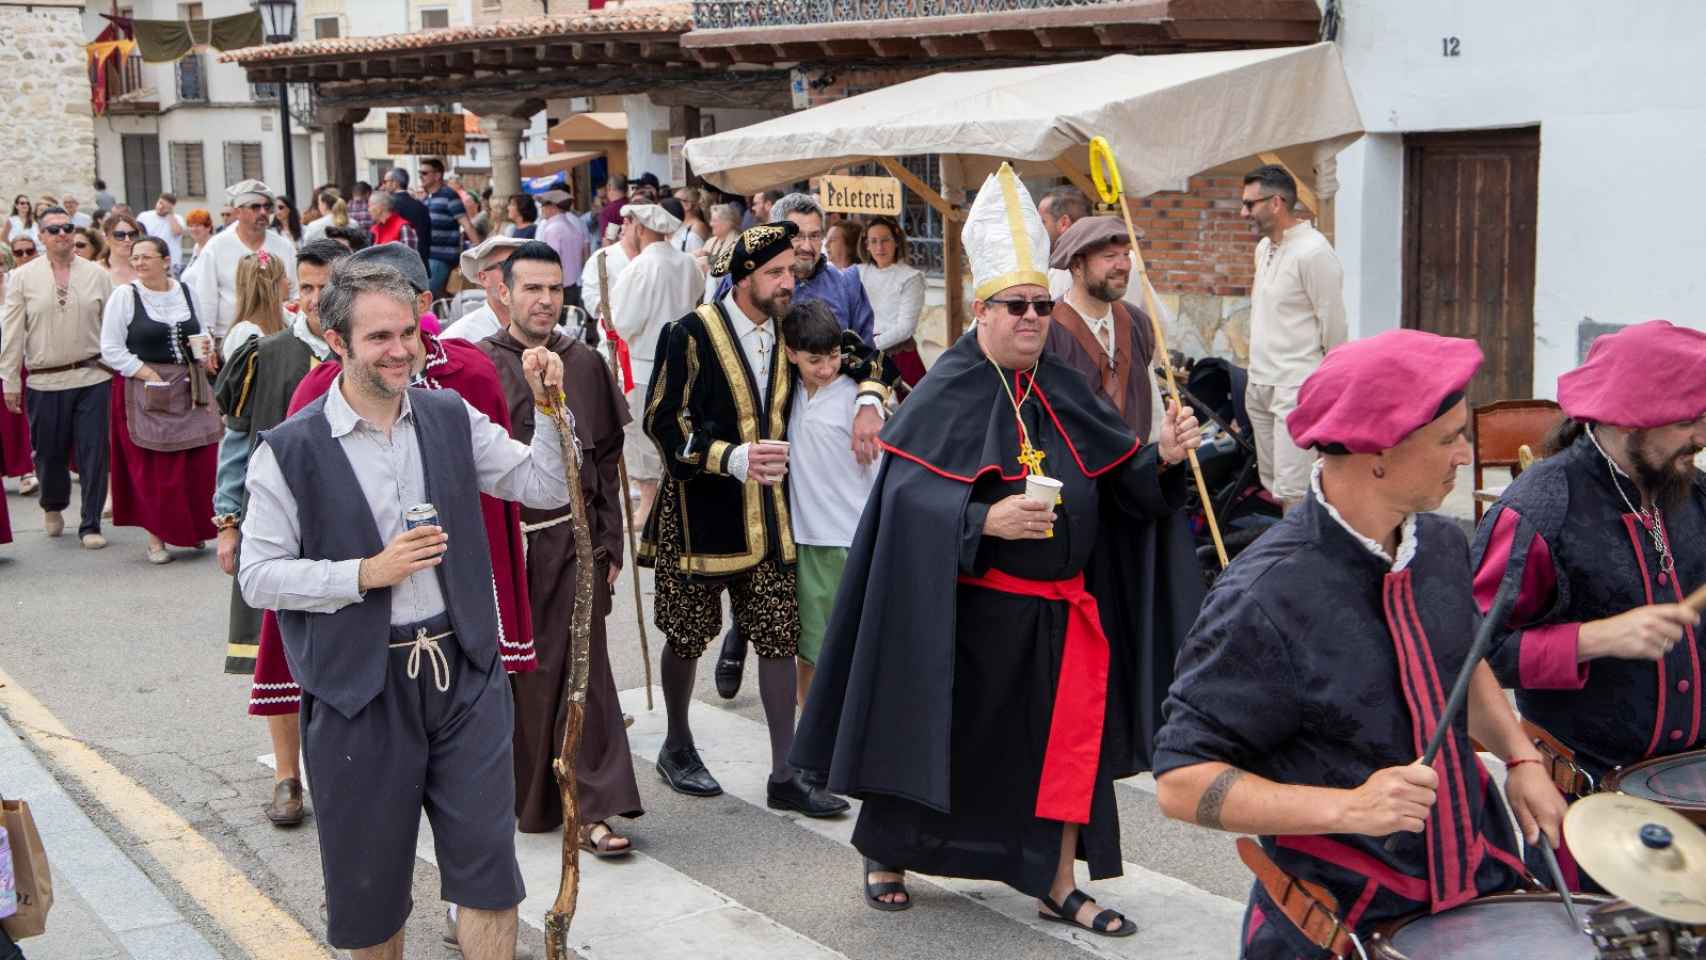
[262,387,498,718]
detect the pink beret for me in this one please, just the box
[1288,331,1483,453]
[1557,320,1706,428]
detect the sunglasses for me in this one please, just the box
[111,229,139,240]
[986,298,1054,317]
[1240,194,1278,211]
[243,202,275,213]
[39,224,76,236]
[72,241,90,249]
[11,246,35,256]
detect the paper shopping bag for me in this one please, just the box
[0,800,51,938]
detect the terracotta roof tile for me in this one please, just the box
[219,4,692,64]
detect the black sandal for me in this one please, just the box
[1038,888,1134,937]
[862,857,912,912]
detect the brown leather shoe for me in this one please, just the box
[266,777,305,826]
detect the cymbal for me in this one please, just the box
[1564,793,1706,923]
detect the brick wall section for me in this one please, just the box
[1127,175,1258,299]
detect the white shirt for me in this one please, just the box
[440,304,502,343]
[300,216,333,246]
[579,244,631,325]
[1311,460,1416,570]
[1248,221,1347,386]
[188,227,298,338]
[68,212,92,228]
[99,280,195,377]
[671,226,705,254]
[788,376,879,547]
[6,217,35,244]
[221,321,264,361]
[238,376,571,624]
[137,211,186,269]
[721,291,775,405]
[611,240,703,391]
[857,262,925,350]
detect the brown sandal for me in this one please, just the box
[579,821,632,859]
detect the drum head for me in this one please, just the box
[1614,753,1706,817]
[1386,898,1596,959]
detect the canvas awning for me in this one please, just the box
[520,150,605,178]
[684,42,1362,204]
[546,112,627,143]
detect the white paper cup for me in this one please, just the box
[757,439,789,448]
[1024,475,1063,506]
[187,334,211,360]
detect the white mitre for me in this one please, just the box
[961,162,1052,301]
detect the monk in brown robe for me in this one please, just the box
[478,240,643,852]
[1044,216,1204,711]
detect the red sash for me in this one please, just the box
[601,318,635,392]
[956,567,1110,824]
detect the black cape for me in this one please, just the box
[791,330,1186,814]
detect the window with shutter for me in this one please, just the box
[314,16,340,39]
[169,142,206,198]
[421,7,450,29]
[223,142,264,187]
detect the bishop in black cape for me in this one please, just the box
[791,326,1189,898]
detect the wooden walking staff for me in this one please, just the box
[595,251,654,710]
[1087,137,1228,568]
[541,390,595,957]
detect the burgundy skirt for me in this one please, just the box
[248,611,301,717]
[0,473,11,544]
[108,378,219,546]
[0,371,32,478]
[891,345,927,387]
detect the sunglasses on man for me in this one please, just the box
[242,202,275,213]
[986,298,1054,317]
[38,224,76,237]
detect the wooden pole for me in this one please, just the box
[595,251,654,710]
[541,396,595,958]
[940,156,967,344]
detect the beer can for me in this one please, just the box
[404,503,439,531]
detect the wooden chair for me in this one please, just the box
[1471,399,1565,523]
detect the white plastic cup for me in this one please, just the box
[188,333,212,361]
[1024,474,1062,507]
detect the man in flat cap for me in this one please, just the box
[640,220,888,815]
[1044,215,1202,745]
[534,189,587,309]
[1472,320,1706,841]
[440,235,528,343]
[190,180,298,350]
[612,202,702,530]
[1154,331,1565,959]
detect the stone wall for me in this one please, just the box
[0,5,95,201]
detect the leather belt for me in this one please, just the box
[1523,719,1595,796]
[29,355,113,377]
[1236,837,1358,959]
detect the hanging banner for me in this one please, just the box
[817,175,903,216]
[388,113,466,157]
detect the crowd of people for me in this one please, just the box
[1,154,1701,960]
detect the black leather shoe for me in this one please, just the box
[657,745,723,797]
[767,773,851,818]
[714,626,748,700]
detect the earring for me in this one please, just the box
[1372,463,1387,480]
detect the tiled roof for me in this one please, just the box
[219,4,692,64]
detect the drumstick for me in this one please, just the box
[1537,841,1582,931]
[1383,577,1520,852]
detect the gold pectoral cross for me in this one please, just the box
[1017,442,1047,477]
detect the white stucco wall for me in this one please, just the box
[1331,0,1706,397]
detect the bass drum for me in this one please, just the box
[1602,748,1706,827]
[1367,891,1611,959]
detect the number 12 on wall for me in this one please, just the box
[1442,36,1462,57]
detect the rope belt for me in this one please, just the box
[388,627,453,693]
[521,514,573,535]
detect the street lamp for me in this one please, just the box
[256,0,298,201]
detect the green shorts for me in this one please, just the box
[795,544,849,666]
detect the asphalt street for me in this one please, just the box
[0,482,1253,959]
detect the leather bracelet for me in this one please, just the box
[1505,757,1542,772]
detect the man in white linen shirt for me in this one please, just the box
[1240,164,1347,510]
[137,192,186,271]
[238,256,571,960]
[439,235,527,343]
[611,202,702,529]
[190,180,297,349]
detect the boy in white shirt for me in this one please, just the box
[782,301,881,704]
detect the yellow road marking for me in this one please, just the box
[0,667,329,959]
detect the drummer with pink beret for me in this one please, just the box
[1153,330,1567,959]
[1471,319,1706,880]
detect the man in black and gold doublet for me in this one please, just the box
[636,221,893,812]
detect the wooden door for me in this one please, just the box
[121,134,162,210]
[1402,128,1539,402]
